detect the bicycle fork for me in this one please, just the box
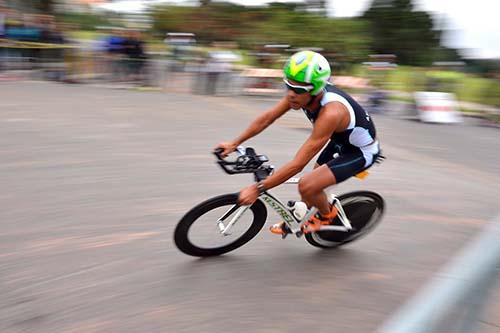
[216,205,250,236]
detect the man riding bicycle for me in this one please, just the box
[217,50,380,235]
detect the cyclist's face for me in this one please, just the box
[285,79,312,109]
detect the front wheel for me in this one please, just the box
[305,191,385,249]
[174,193,267,257]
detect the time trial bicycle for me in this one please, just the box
[174,147,385,257]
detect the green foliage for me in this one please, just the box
[435,47,463,62]
[57,12,112,31]
[363,0,440,66]
[148,1,498,107]
[346,63,499,106]
[457,76,500,106]
[353,65,500,106]
[465,58,500,76]
[151,4,371,64]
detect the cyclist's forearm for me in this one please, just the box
[261,161,303,190]
[233,115,271,145]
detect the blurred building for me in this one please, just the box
[304,0,327,15]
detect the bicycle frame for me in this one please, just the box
[213,147,354,237]
[216,186,353,237]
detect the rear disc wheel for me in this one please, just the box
[305,191,385,249]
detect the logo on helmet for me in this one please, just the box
[295,53,307,65]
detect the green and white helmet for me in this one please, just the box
[283,50,331,95]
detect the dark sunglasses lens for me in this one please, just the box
[285,83,308,94]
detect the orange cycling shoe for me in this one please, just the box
[269,222,292,238]
[301,205,338,234]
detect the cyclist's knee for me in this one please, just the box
[298,174,318,198]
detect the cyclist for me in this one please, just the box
[216,50,380,235]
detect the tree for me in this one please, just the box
[151,2,372,65]
[12,0,54,13]
[363,0,440,65]
[38,0,54,12]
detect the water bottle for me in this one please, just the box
[288,200,308,220]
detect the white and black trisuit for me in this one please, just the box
[302,83,381,183]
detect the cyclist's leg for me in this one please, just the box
[298,165,339,233]
[300,149,368,215]
[298,165,336,215]
[269,165,336,236]
[269,142,338,235]
[326,150,367,183]
[299,140,343,214]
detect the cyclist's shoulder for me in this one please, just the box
[322,85,366,114]
[317,100,350,124]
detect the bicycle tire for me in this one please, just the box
[174,193,267,257]
[305,191,385,249]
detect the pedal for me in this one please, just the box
[270,222,293,239]
[281,223,292,239]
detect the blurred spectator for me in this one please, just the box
[43,21,67,81]
[365,54,397,114]
[123,30,147,84]
[6,13,40,41]
[0,9,67,78]
[367,90,387,114]
[201,50,239,95]
[204,52,224,95]
[106,29,126,54]
[165,32,196,72]
[0,4,5,72]
[0,4,5,38]
[97,29,149,84]
[105,28,127,81]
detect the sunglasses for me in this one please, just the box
[283,79,313,94]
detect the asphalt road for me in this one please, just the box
[1,82,499,333]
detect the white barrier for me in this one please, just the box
[414,91,463,123]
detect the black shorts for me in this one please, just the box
[317,141,379,183]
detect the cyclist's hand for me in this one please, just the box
[215,141,237,157]
[238,184,259,206]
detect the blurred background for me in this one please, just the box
[1,1,499,333]
[1,0,499,119]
